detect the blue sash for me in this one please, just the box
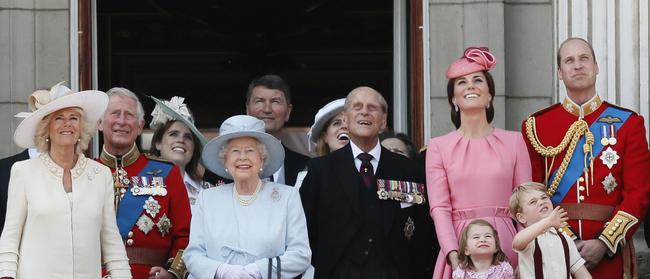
[549,106,632,204]
[116,160,173,239]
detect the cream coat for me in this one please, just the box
[0,154,131,278]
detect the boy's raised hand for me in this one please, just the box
[545,206,569,229]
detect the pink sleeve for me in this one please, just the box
[513,133,532,187]
[426,138,459,258]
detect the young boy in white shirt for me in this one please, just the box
[508,182,592,279]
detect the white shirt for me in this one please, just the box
[516,228,586,278]
[349,140,382,174]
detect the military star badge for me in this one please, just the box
[599,147,620,169]
[143,196,161,218]
[136,214,155,235]
[157,213,172,237]
[602,173,617,194]
[403,217,415,240]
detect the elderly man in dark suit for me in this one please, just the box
[300,86,437,279]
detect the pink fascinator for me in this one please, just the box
[445,47,496,79]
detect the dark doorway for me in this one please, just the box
[97,0,394,131]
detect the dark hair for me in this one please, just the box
[446,70,495,129]
[150,120,203,181]
[457,219,509,270]
[379,130,417,159]
[557,37,597,68]
[246,74,291,104]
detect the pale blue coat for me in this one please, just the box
[184,181,311,279]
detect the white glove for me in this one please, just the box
[216,263,251,279]
[244,263,262,279]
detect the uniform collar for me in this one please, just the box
[562,94,603,118]
[99,144,140,168]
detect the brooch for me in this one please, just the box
[271,187,281,202]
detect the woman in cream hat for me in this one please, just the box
[425,47,532,278]
[183,115,311,279]
[148,96,214,209]
[0,82,131,278]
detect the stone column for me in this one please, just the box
[0,0,70,157]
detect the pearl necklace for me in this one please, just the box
[233,180,262,206]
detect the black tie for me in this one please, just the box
[357,153,375,188]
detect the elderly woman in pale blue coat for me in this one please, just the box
[184,115,311,279]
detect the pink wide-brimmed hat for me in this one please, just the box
[446,47,496,79]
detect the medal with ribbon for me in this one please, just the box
[376,179,426,204]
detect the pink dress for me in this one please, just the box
[452,261,514,279]
[426,128,531,279]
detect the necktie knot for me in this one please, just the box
[357,153,373,163]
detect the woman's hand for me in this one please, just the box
[448,250,460,270]
[148,266,174,279]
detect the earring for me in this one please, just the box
[454,104,459,112]
[225,168,229,173]
[487,103,490,109]
[45,138,49,142]
[259,168,263,173]
[77,138,81,142]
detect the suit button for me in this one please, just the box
[127,231,133,238]
[579,195,585,201]
[127,239,134,246]
[368,238,373,243]
[363,251,369,256]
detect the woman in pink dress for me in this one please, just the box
[426,47,531,279]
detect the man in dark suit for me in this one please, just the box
[0,149,31,233]
[245,74,309,186]
[300,86,437,279]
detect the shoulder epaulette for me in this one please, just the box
[418,145,427,154]
[528,103,562,118]
[604,101,638,115]
[144,153,175,165]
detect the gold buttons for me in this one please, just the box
[579,195,585,201]
[127,239,134,246]
[127,231,133,238]
[579,186,585,191]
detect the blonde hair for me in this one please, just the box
[34,107,94,154]
[457,219,509,270]
[508,182,547,219]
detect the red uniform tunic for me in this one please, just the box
[99,146,191,279]
[521,95,650,278]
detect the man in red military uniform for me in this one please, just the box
[522,37,650,278]
[98,87,191,279]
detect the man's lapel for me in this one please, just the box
[332,144,362,216]
[376,148,399,236]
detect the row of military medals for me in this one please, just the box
[114,168,168,204]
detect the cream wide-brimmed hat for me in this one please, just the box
[201,115,285,180]
[149,95,207,146]
[307,98,346,152]
[13,81,108,148]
